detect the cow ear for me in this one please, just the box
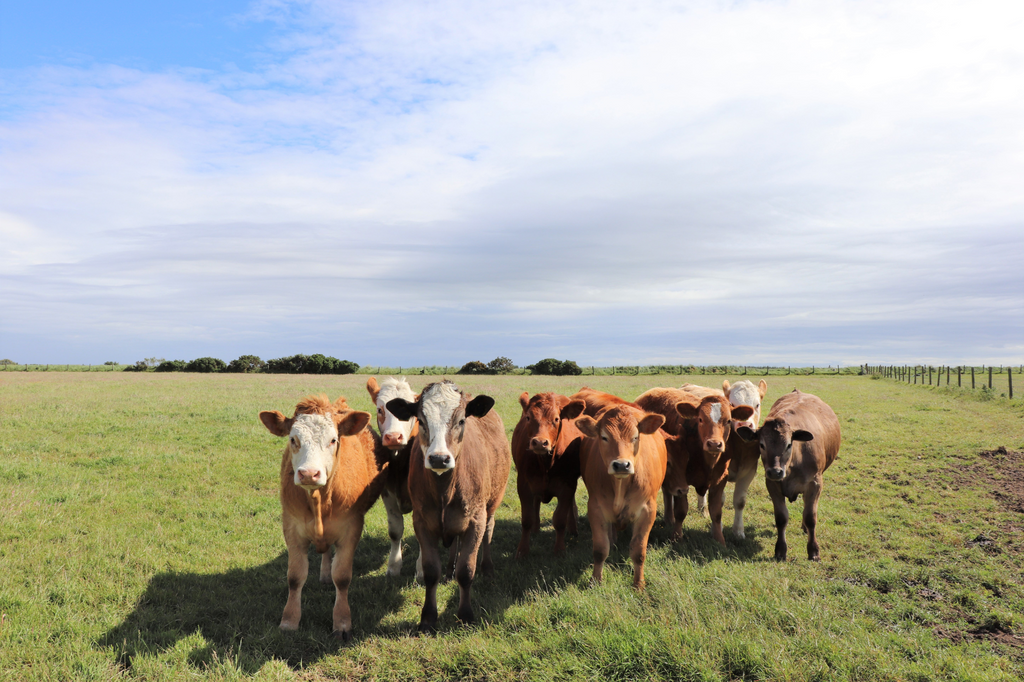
[366,377,380,403]
[674,398,700,419]
[386,398,418,421]
[560,398,586,421]
[259,410,292,437]
[519,392,531,411]
[575,415,599,438]
[466,395,495,419]
[731,405,755,422]
[722,380,731,395]
[792,430,814,442]
[736,426,758,442]
[337,410,371,436]
[758,380,768,399]
[637,413,665,435]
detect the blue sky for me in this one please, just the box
[1,0,1022,367]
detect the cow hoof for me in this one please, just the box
[733,529,746,540]
[808,554,820,562]
[279,621,299,632]
[456,606,475,624]
[332,628,353,642]
[774,553,787,562]
[386,565,402,578]
[418,620,437,635]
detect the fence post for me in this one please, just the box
[958,366,961,387]
[989,366,993,389]
[1009,366,1014,399]
[971,366,975,389]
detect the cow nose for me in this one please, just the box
[706,440,724,453]
[297,467,321,484]
[766,467,785,481]
[611,460,633,475]
[530,437,551,451]
[382,432,404,447]
[428,454,452,470]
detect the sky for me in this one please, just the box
[1,0,1022,368]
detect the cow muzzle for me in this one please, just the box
[382,432,405,448]
[427,453,454,474]
[609,459,634,477]
[529,437,552,455]
[296,467,324,488]
[765,466,786,481]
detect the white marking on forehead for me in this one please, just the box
[728,380,761,409]
[291,413,336,441]
[376,377,416,407]
[709,403,722,423]
[420,383,462,434]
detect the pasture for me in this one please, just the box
[0,372,1022,681]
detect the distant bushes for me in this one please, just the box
[185,357,227,373]
[123,353,358,374]
[457,357,519,375]
[155,360,187,372]
[226,355,267,373]
[528,358,583,376]
[265,354,358,375]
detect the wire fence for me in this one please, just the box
[863,364,1019,399]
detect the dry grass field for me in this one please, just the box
[1,372,1022,681]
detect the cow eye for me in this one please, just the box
[290,436,298,447]
[601,435,608,442]
[377,407,383,415]
[330,437,337,445]
[459,419,466,426]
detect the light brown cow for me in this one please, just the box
[636,386,754,545]
[735,389,840,561]
[511,392,586,558]
[577,404,667,589]
[678,382,725,517]
[386,380,511,631]
[366,377,419,577]
[721,379,768,539]
[570,387,637,417]
[259,395,382,639]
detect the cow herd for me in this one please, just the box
[258,378,841,639]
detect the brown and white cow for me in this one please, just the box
[386,380,511,631]
[636,386,754,545]
[577,404,667,589]
[511,392,586,558]
[721,379,768,539]
[366,376,419,577]
[735,390,840,561]
[678,382,725,517]
[259,395,382,639]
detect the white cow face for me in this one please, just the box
[368,377,417,450]
[724,379,767,431]
[286,414,339,489]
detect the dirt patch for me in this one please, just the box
[975,447,1024,514]
[935,625,1024,652]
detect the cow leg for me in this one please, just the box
[803,477,823,561]
[319,550,333,585]
[708,482,727,546]
[629,500,658,590]
[552,493,574,555]
[766,480,789,561]
[331,517,363,641]
[415,550,424,584]
[731,459,758,540]
[671,491,689,540]
[280,525,309,631]
[444,538,460,582]
[662,486,675,529]
[455,514,486,624]
[480,512,496,576]
[696,491,710,518]
[414,512,442,633]
[568,494,579,537]
[382,491,405,577]
[587,499,610,585]
[515,481,536,559]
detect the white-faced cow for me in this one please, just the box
[735,390,840,561]
[366,376,419,578]
[259,395,383,640]
[386,380,512,631]
[721,379,768,539]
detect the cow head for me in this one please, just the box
[675,395,755,468]
[576,405,664,478]
[386,380,494,475]
[259,395,371,490]
[735,417,813,481]
[367,376,419,450]
[722,379,767,431]
[518,391,586,457]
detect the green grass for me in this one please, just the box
[1,373,1022,681]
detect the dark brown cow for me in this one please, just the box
[577,404,667,589]
[259,395,382,639]
[366,377,420,578]
[511,392,586,558]
[736,389,841,561]
[635,387,754,545]
[386,380,511,631]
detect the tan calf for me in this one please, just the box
[259,395,383,640]
[721,379,768,539]
[736,390,840,561]
[577,404,667,589]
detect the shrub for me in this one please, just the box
[155,360,186,372]
[265,354,358,375]
[487,357,517,374]
[123,361,149,372]
[0,359,15,366]
[185,357,227,373]
[458,361,490,375]
[528,358,583,376]
[103,361,118,366]
[226,355,266,373]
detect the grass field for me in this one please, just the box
[1,372,1022,681]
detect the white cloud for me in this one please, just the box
[1,0,1022,364]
